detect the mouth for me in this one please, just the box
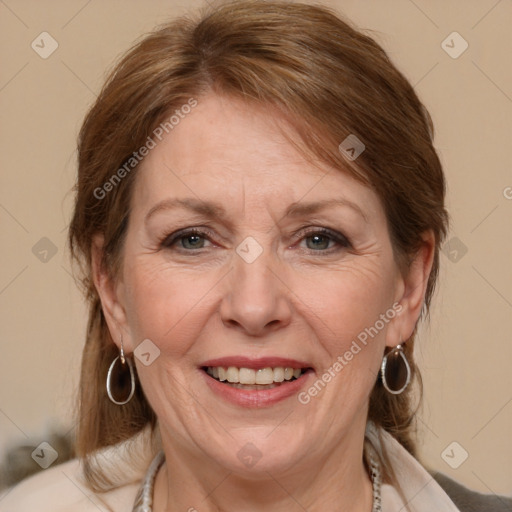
[201,365,311,390]
[199,357,314,407]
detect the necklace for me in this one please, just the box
[132,442,382,512]
[365,439,383,512]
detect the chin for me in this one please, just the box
[212,429,309,477]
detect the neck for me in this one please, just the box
[153,424,374,512]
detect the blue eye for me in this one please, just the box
[180,233,206,249]
[161,229,213,250]
[300,228,350,252]
[305,233,332,250]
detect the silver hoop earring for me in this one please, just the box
[106,339,135,405]
[380,343,411,395]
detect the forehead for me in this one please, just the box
[133,93,382,220]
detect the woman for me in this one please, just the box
[2,1,510,511]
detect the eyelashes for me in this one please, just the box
[159,226,351,255]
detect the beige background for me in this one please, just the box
[1,0,511,498]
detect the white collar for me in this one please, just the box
[365,421,461,511]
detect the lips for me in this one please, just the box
[199,356,314,407]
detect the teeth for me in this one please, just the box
[255,367,274,385]
[218,367,227,381]
[284,367,294,380]
[273,367,284,382]
[205,366,305,384]
[226,366,239,383]
[239,368,256,385]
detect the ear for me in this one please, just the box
[91,234,131,352]
[386,230,436,347]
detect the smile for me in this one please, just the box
[199,357,314,407]
[204,366,306,389]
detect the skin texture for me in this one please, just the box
[93,93,434,512]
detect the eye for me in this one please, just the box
[299,228,351,253]
[160,228,214,251]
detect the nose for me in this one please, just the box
[219,249,293,337]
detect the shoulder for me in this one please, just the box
[433,472,512,512]
[0,457,140,512]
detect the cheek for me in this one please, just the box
[122,256,222,355]
[301,261,396,351]
[297,266,397,411]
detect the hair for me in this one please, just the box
[68,0,448,494]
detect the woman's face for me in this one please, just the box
[101,93,425,475]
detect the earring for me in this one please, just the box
[380,343,411,395]
[106,336,136,405]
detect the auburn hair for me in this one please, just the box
[68,0,448,492]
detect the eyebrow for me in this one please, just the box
[145,198,227,224]
[144,197,368,224]
[284,198,368,222]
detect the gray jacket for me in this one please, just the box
[434,472,512,512]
